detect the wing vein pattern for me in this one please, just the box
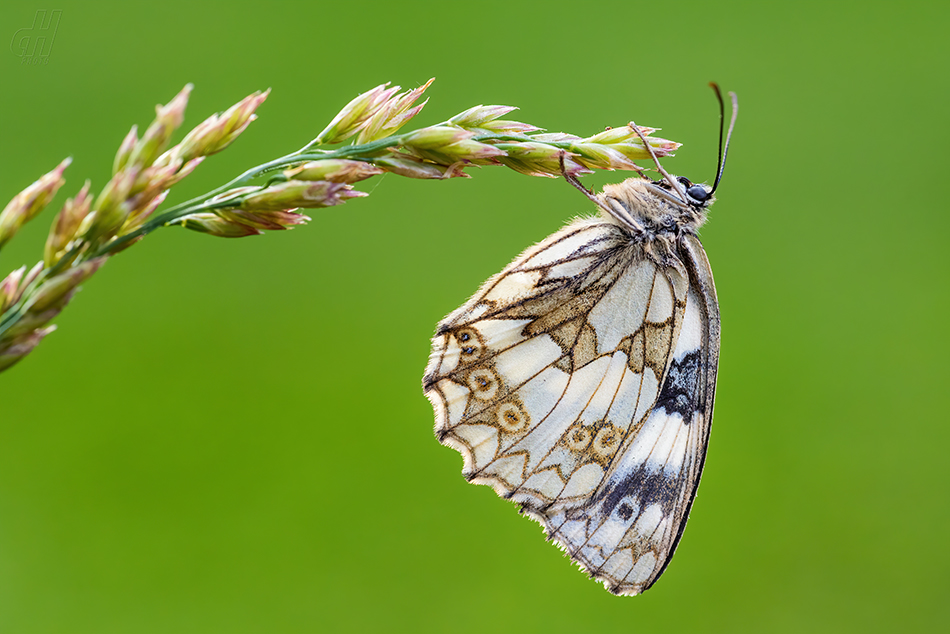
[424,216,718,595]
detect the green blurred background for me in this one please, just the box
[1,0,948,632]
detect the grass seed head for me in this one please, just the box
[178,213,263,237]
[0,157,71,249]
[44,180,92,267]
[285,159,383,183]
[126,84,192,170]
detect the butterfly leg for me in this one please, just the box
[559,152,646,235]
[558,152,646,234]
[627,121,690,203]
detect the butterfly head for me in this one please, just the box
[641,84,737,218]
[646,175,714,209]
[568,85,737,238]
[609,84,737,235]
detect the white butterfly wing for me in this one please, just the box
[423,219,718,595]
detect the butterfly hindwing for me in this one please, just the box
[539,258,717,594]
[423,218,717,594]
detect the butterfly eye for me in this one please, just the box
[686,184,710,202]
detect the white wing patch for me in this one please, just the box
[424,216,715,595]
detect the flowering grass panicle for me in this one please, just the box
[0,78,682,373]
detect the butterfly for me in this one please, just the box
[423,87,738,595]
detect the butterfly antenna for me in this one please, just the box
[709,83,738,195]
[628,121,690,204]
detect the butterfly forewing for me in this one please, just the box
[423,212,718,595]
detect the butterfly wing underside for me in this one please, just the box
[423,217,719,595]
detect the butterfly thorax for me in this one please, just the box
[598,177,713,239]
